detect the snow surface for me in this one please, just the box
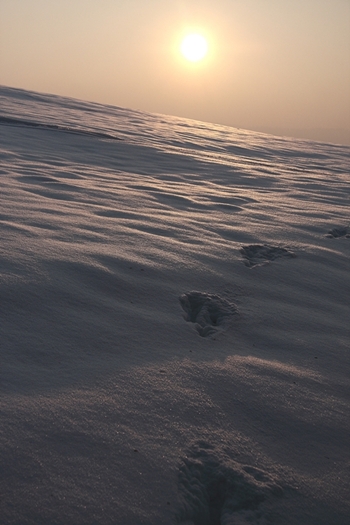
[0,85,349,525]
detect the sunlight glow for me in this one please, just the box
[180,34,208,62]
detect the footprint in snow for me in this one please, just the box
[179,292,238,338]
[326,226,350,238]
[176,441,283,525]
[240,244,296,268]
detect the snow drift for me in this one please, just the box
[0,86,349,524]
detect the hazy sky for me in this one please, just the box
[1,0,350,144]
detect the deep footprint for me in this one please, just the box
[240,244,296,268]
[326,226,350,238]
[179,292,238,338]
[176,442,283,525]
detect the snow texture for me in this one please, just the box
[0,86,349,525]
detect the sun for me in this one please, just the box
[180,33,208,62]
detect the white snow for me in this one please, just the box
[0,85,349,525]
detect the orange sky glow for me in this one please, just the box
[1,0,349,144]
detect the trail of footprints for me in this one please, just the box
[176,226,348,520]
[180,225,348,338]
[179,244,295,338]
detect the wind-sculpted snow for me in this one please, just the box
[0,115,121,140]
[0,85,349,524]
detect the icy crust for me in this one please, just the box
[0,86,349,524]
